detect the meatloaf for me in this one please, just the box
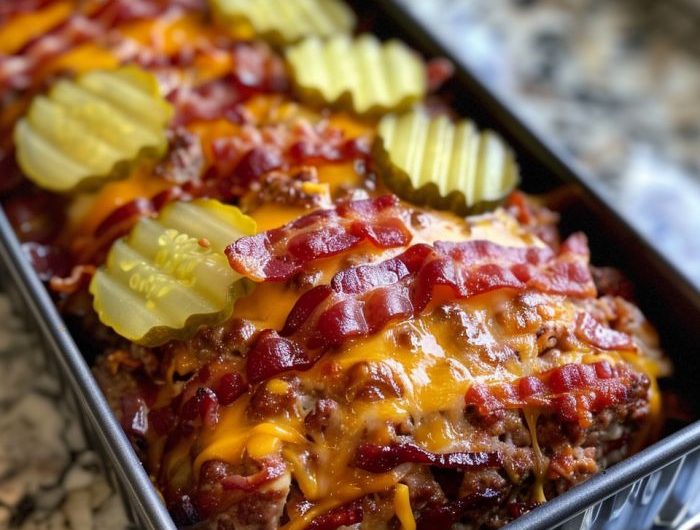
[90,190,666,530]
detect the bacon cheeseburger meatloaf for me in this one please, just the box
[0,1,671,529]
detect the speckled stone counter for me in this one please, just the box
[0,293,129,530]
[398,0,700,287]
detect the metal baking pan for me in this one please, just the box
[1,1,700,529]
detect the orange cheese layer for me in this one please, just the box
[0,1,74,55]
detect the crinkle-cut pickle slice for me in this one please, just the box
[90,199,257,346]
[286,34,427,116]
[14,66,172,193]
[375,110,520,215]
[211,0,355,44]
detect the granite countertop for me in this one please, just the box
[0,293,129,530]
[399,0,700,287]
[3,1,700,528]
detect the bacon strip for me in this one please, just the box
[245,234,596,381]
[221,458,286,492]
[307,500,364,530]
[246,330,313,384]
[465,360,640,427]
[21,242,71,282]
[417,489,502,530]
[226,195,412,282]
[0,0,210,92]
[575,312,636,351]
[0,0,154,91]
[49,264,96,294]
[354,442,502,473]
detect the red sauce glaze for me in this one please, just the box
[465,360,637,427]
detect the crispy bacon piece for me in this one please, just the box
[246,330,313,384]
[168,77,248,127]
[229,41,289,96]
[426,58,455,92]
[180,387,220,430]
[591,266,635,301]
[72,185,194,267]
[226,195,412,282]
[4,190,66,243]
[354,442,502,473]
[49,264,96,294]
[148,405,176,437]
[245,234,596,381]
[307,500,364,530]
[0,0,55,22]
[0,17,98,91]
[288,121,371,165]
[465,360,638,427]
[167,41,288,124]
[190,457,287,523]
[213,372,248,406]
[416,489,502,530]
[0,0,166,92]
[90,0,162,27]
[233,147,284,188]
[505,191,560,249]
[416,233,596,308]
[221,458,286,492]
[203,119,369,201]
[575,312,636,351]
[152,360,248,454]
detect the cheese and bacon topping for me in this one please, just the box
[109,195,664,530]
[0,1,669,530]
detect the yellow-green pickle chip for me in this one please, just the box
[14,66,172,193]
[90,199,257,346]
[286,34,427,116]
[375,110,519,215]
[211,0,355,44]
